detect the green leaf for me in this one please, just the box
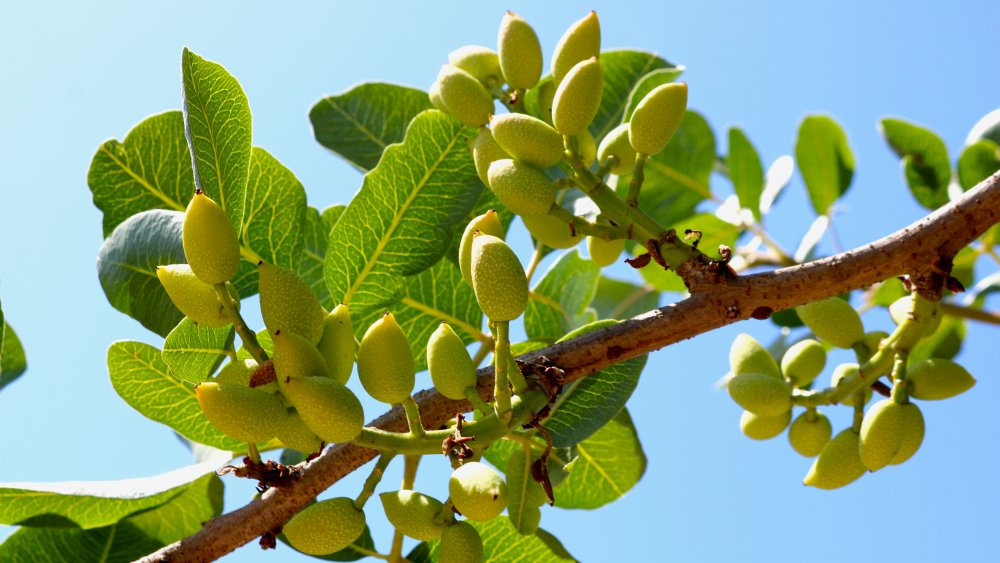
[727,127,765,221]
[299,205,345,310]
[162,318,233,382]
[108,341,244,450]
[639,213,741,293]
[966,107,1000,146]
[958,139,1000,191]
[324,110,480,321]
[97,210,186,337]
[122,472,223,544]
[554,408,646,509]
[640,111,717,226]
[871,278,908,308]
[622,67,686,123]
[525,250,601,342]
[590,50,677,141]
[505,446,546,535]
[590,276,659,320]
[879,118,952,210]
[181,48,252,230]
[795,115,855,215]
[407,517,575,563]
[310,82,434,171]
[1,320,28,392]
[87,111,193,237]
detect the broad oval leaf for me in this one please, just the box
[505,446,546,535]
[591,50,678,141]
[640,111,717,227]
[879,118,951,210]
[795,115,855,215]
[162,318,233,382]
[97,210,186,337]
[525,250,601,342]
[958,139,1000,191]
[590,276,659,321]
[298,205,345,310]
[407,517,575,563]
[727,127,765,221]
[310,82,434,171]
[1,316,28,392]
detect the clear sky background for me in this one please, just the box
[1,1,998,562]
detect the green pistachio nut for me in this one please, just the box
[275,410,323,453]
[780,339,827,387]
[357,312,415,404]
[739,409,791,441]
[629,82,688,156]
[448,45,503,85]
[472,128,511,187]
[889,295,942,336]
[440,520,485,563]
[888,402,924,465]
[587,236,625,267]
[317,304,357,385]
[906,358,976,400]
[830,363,872,407]
[551,11,601,87]
[803,428,867,490]
[471,233,529,322]
[427,323,477,400]
[597,122,637,175]
[182,191,241,285]
[533,79,557,125]
[795,297,865,349]
[281,376,364,443]
[497,11,542,90]
[449,461,509,522]
[729,333,782,379]
[489,113,565,167]
[486,159,556,217]
[522,212,582,249]
[459,210,505,286]
[576,128,597,167]
[552,57,603,136]
[861,330,889,358]
[214,358,257,387]
[283,497,366,556]
[859,399,911,471]
[195,382,285,443]
[258,261,326,345]
[157,264,237,327]
[727,372,792,417]
[380,490,448,541]
[273,330,329,393]
[436,64,494,128]
[428,81,448,113]
[788,410,832,457]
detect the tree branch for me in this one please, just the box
[138,171,1000,562]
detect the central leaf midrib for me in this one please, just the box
[323,97,386,149]
[98,145,184,211]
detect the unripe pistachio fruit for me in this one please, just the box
[459,210,505,286]
[739,410,791,441]
[587,236,624,267]
[275,410,323,453]
[380,490,447,541]
[803,428,866,490]
[449,461,508,522]
[283,497,366,556]
[472,128,510,187]
[831,363,872,407]
[427,323,477,400]
[727,372,792,417]
[729,333,782,379]
[470,233,529,322]
[551,11,601,87]
[214,358,257,387]
[195,382,285,443]
[795,297,865,349]
[888,402,924,466]
[428,81,448,113]
[182,191,241,285]
[157,264,238,327]
[906,358,976,400]
[448,45,503,85]
[273,330,329,393]
[436,65,494,128]
[533,79,557,125]
[576,128,597,167]
[780,339,827,387]
[629,82,688,156]
[497,12,542,90]
[788,410,832,457]
[316,304,357,385]
[357,312,415,404]
[258,261,326,345]
[597,123,637,175]
[889,295,941,336]
[552,57,603,136]
[522,213,582,249]
[486,159,556,217]
[440,520,484,563]
[281,376,364,443]
[489,113,565,168]
[859,399,923,471]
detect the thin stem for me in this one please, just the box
[247,443,262,465]
[493,321,513,423]
[214,283,268,363]
[401,397,426,438]
[940,302,1000,325]
[464,386,493,414]
[547,205,619,238]
[354,453,396,510]
[470,340,494,367]
[524,241,546,283]
[626,153,648,206]
[348,544,390,561]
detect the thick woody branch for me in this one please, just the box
[139,171,1000,562]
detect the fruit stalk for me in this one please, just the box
[493,321,513,423]
[213,283,268,363]
[626,153,648,207]
[401,396,427,438]
[354,453,396,510]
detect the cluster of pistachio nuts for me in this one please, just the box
[726,296,976,489]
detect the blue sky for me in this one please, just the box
[0,1,998,561]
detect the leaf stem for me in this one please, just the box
[524,241,546,283]
[354,452,396,510]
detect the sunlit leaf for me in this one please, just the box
[796,115,854,215]
[727,128,765,221]
[879,118,951,210]
[525,251,601,342]
[957,139,1000,191]
[162,318,233,382]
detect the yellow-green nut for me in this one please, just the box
[472,128,511,187]
[551,11,601,87]
[471,233,529,322]
[795,297,865,349]
[449,45,503,85]
[497,11,542,90]
[259,261,326,345]
[597,122,637,175]
[803,428,867,490]
[281,376,364,443]
[273,331,329,393]
[788,410,832,457]
[552,57,603,136]
[440,520,484,563]
[889,295,941,336]
[489,113,565,168]
[729,333,782,379]
[576,128,597,167]
[157,264,236,327]
[283,498,366,556]
[459,210,505,286]
[830,363,872,407]
[317,304,357,385]
[739,409,791,441]
[214,358,257,386]
[182,191,241,285]
[727,372,792,417]
[888,402,924,466]
[380,490,447,541]
[533,79,557,125]
[486,159,556,217]
[859,399,912,471]
[427,323,477,401]
[275,410,323,453]
[862,330,889,357]
[436,64,494,128]
[195,382,285,443]
[357,312,415,404]
[780,339,827,387]
[587,236,625,268]
[906,358,976,400]
[629,82,688,156]
[449,461,508,522]
[428,81,448,113]
[522,213,582,249]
